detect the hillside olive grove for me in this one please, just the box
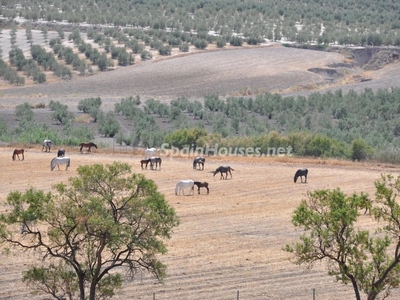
[1,0,400,46]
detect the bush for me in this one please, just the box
[351,138,372,161]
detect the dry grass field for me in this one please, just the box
[1,147,400,300]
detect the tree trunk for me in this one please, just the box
[350,276,361,300]
[78,274,86,300]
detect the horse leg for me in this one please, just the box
[198,187,200,194]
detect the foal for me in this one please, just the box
[194,181,209,194]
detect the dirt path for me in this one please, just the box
[1,147,400,299]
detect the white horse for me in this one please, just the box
[175,180,194,196]
[51,157,70,171]
[42,139,52,152]
[145,147,157,159]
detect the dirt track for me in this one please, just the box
[1,147,400,299]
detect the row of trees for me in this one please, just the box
[2,0,400,46]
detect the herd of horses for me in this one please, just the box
[11,140,98,171]
[11,143,308,193]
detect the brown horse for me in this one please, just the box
[12,149,25,161]
[140,159,151,169]
[79,142,98,153]
[194,181,209,194]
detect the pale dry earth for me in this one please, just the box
[1,147,400,299]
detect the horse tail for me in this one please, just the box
[67,158,70,170]
[294,175,298,183]
[175,183,179,195]
[230,167,235,171]
[12,152,15,160]
[93,143,98,149]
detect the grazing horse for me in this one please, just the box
[12,149,25,161]
[145,147,157,159]
[194,181,209,194]
[212,166,234,180]
[80,142,98,153]
[42,139,52,152]
[51,157,71,171]
[193,156,205,170]
[175,180,194,196]
[150,156,162,170]
[140,159,151,169]
[294,168,308,183]
[57,149,65,157]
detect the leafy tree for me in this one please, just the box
[284,174,400,300]
[78,97,102,113]
[0,116,7,136]
[49,100,74,125]
[98,111,120,137]
[140,50,152,60]
[15,102,34,129]
[0,162,179,300]
[351,138,372,161]
[164,127,208,149]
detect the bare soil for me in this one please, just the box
[1,147,400,300]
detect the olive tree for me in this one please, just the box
[0,162,179,300]
[284,174,400,300]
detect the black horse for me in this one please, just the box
[294,168,308,183]
[57,149,65,157]
[212,166,234,180]
[150,156,162,170]
[193,156,205,170]
[194,181,209,194]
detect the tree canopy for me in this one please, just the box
[284,174,400,300]
[0,162,180,300]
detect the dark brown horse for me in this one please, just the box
[212,166,234,180]
[294,168,308,183]
[140,159,151,169]
[193,156,205,170]
[194,181,209,194]
[80,142,98,153]
[12,149,25,161]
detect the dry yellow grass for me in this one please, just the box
[1,146,400,299]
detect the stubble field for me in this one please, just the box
[1,147,400,300]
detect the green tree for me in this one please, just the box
[98,111,120,137]
[351,138,372,161]
[15,102,34,130]
[165,128,208,149]
[78,97,102,113]
[284,174,400,300]
[49,100,74,125]
[0,162,179,300]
